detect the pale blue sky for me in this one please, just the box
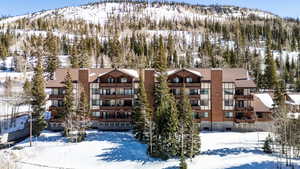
[0,0,299,18]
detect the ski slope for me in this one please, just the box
[1,130,299,169]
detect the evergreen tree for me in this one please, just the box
[178,87,201,157]
[179,155,188,169]
[263,134,273,154]
[76,89,89,141]
[31,57,47,136]
[264,45,278,89]
[46,54,59,79]
[153,35,167,72]
[63,71,75,137]
[133,69,151,143]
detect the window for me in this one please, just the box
[190,100,199,106]
[200,89,209,95]
[92,88,99,94]
[224,89,234,95]
[125,89,133,95]
[92,112,100,117]
[173,77,180,83]
[224,99,234,107]
[52,88,59,95]
[201,112,209,118]
[225,112,234,118]
[92,99,100,106]
[121,78,127,83]
[52,100,58,107]
[107,77,114,83]
[200,99,209,106]
[186,77,193,83]
[256,112,263,118]
[193,112,201,119]
[116,88,124,95]
[189,89,199,95]
[171,88,180,95]
[58,100,64,107]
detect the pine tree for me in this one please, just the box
[153,35,167,72]
[178,87,201,157]
[76,89,89,141]
[263,134,273,154]
[133,69,151,143]
[46,54,59,79]
[179,155,188,169]
[31,57,47,136]
[152,69,179,159]
[63,71,75,137]
[264,45,278,89]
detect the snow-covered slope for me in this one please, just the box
[1,130,299,169]
[0,2,277,26]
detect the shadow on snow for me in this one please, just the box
[202,147,263,157]
[225,161,300,169]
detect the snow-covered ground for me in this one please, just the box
[1,130,299,169]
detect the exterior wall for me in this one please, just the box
[211,69,223,122]
[45,68,268,131]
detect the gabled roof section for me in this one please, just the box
[254,93,274,112]
[286,93,300,105]
[98,68,139,79]
[46,68,79,87]
[235,80,256,88]
[166,68,202,77]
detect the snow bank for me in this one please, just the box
[1,130,299,169]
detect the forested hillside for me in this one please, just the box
[0,0,300,91]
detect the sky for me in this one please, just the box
[0,0,299,19]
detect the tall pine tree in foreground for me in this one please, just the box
[263,38,278,89]
[151,37,180,159]
[178,87,201,158]
[31,57,47,136]
[76,89,90,141]
[133,69,151,143]
[63,71,75,137]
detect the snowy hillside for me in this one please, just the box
[1,130,299,169]
[0,2,277,26]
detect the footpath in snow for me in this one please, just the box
[0,130,300,169]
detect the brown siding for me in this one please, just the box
[144,70,155,111]
[211,69,223,122]
[79,69,90,99]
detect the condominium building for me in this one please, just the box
[46,68,272,131]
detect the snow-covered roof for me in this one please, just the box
[166,69,202,77]
[287,94,300,105]
[119,69,139,79]
[98,69,139,79]
[255,93,274,108]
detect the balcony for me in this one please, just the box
[99,83,133,87]
[98,106,133,110]
[234,118,256,123]
[90,118,132,122]
[234,95,253,100]
[168,83,201,88]
[100,95,134,99]
[235,106,254,111]
[48,95,64,99]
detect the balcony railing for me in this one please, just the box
[234,95,253,100]
[48,95,64,99]
[235,106,254,111]
[234,118,256,123]
[168,83,201,87]
[99,83,133,87]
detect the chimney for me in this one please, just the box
[79,68,90,98]
[211,68,223,124]
[144,69,155,111]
